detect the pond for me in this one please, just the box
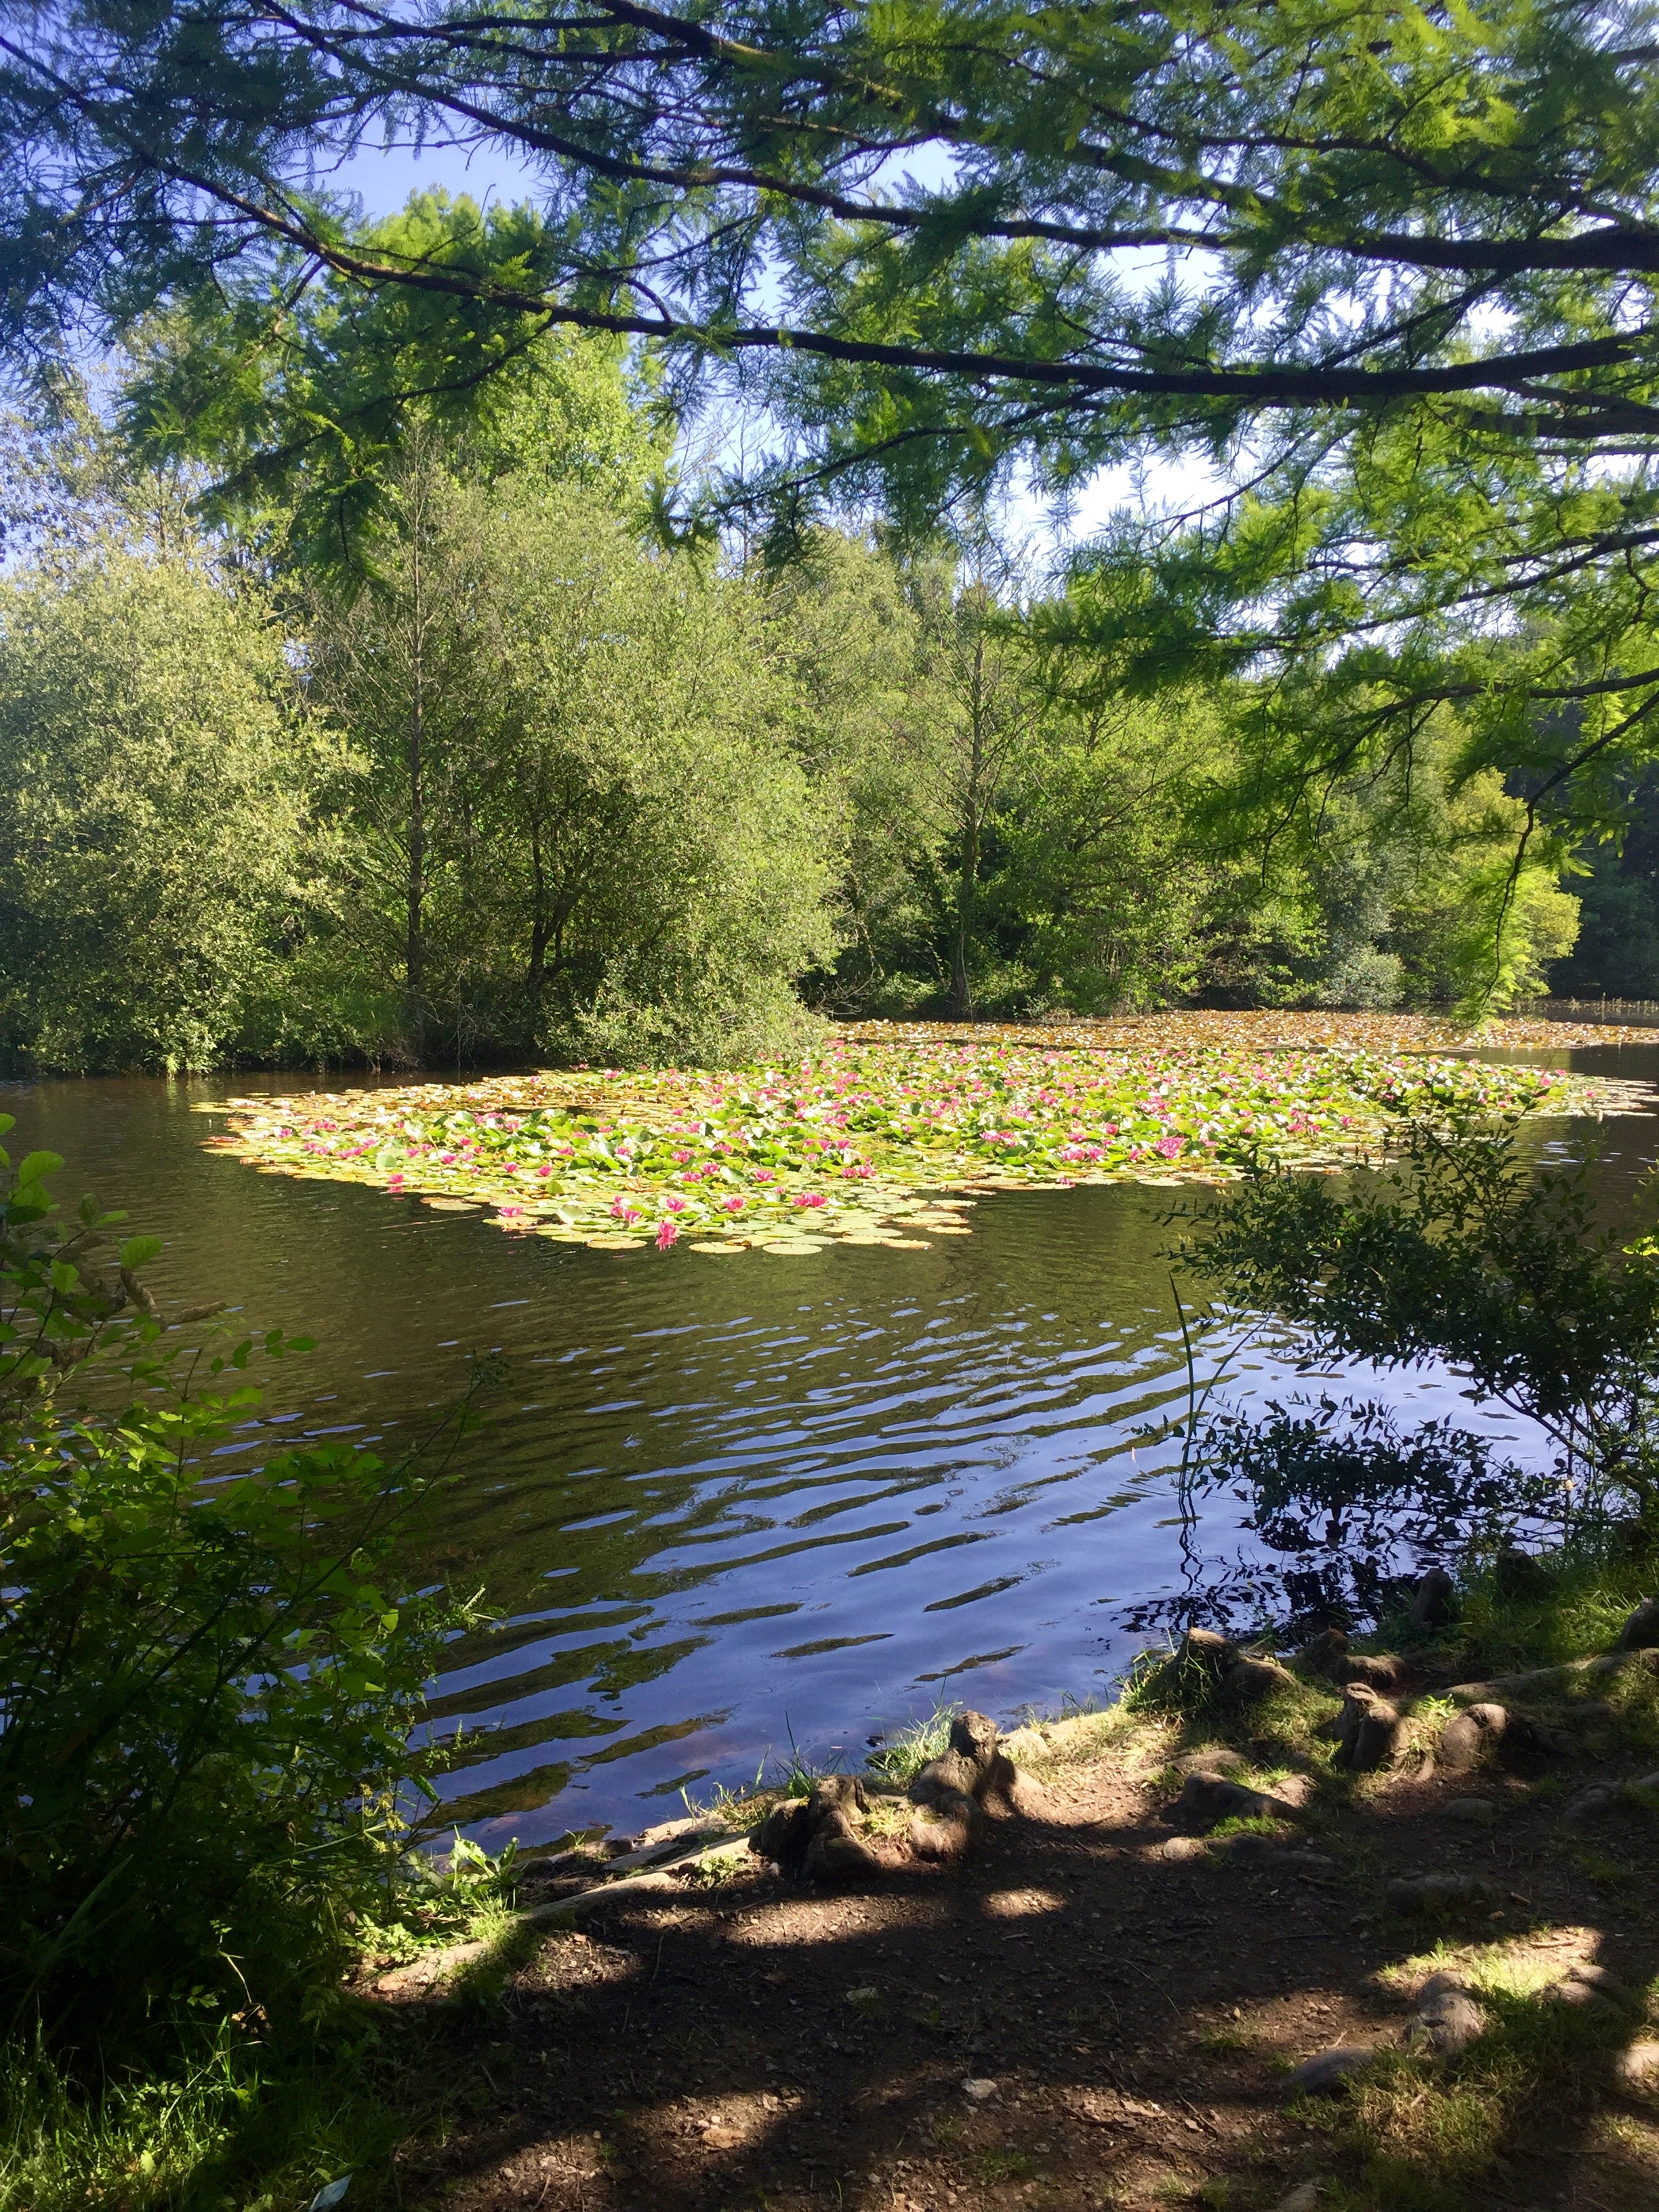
[6,1042,1656,1852]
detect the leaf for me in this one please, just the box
[117,1235,163,1268]
[308,2180,352,2212]
[16,1150,64,1185]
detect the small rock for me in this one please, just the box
[962,2077,999,2102]
[1145,1835,1210,1863]
[1438,1701,1507,1774]
[1227,1654,1300,1702]
[1411,1971,1486,2058]
[1264,1849,1338,1877]
[1561,1783,1620,1826]
[1631,1769,1659,1795]
[1294,1628,1352,1681]
[750,1776,880,1881]
[1409,1567,1456,1631]
[1179,1627,1242,1681]
[1494,1544,1555,1601]
[1296,1631,1404,1690]
[1338,1684,1404,1771]
[1216,1839,1336,1876]
[1618,1597,1659,1652]
[1215,1829,1279,1864]
[908,1708,1033,1853]
[1614,2039,1659,2091]
[1443,1797,1497,1826]
[909,1803,976,1862]
[1176,1744,1248,1778]
[1272,1771,1316,1809]
[1554,1962,1640,2016]
[1271,2187,1326,2212]
[1284,2045,1376,2097]
[1385,1872,1500,1914]
[1494,1711,1569,1776]
[1173,1771,1299,1830]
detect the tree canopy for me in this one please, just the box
[11,0,1659,867]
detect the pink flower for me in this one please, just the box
[672,1149,693,1164]
[1154,1135,1184,1158]
[499,1205,524,1218]
[655,1220,679,1250]
[664,1196,687,1212]
[794,1191,825,1209]
[722,1196,746,1214]
[752,1168,777,1183]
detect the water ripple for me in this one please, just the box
[8,1057,1646,1845]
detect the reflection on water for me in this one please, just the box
[5,1046,1654,1847]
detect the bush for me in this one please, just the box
[1185,1109,1659,1530]
[0,1117,478,2055]
[1183,1395,1561,1630]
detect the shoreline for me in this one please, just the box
[361,1550,1659,2212]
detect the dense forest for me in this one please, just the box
[0,201,1593,1073]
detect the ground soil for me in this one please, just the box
[379,1717,1659,2212]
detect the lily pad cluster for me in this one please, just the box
[201,1021,1574,1258]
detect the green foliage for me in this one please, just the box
[13,0,1659,964]
[0,1117,478,2051]
[122,192,666,577]
[0,539,337,1073]
[866,1702,960,1787]
[312,457,836,1063]
[1187,1114,1659,1528]
[1188,1396,1561,1626]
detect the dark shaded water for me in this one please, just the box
[5,1046,1655,1849]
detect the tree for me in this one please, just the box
[314,462,837,1061]
[922,578,1044,1019]
[0,535,335,1072]
[120,191,667,579]
[10,0,1658,940]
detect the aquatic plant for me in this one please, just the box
[203,1016,1580,1255]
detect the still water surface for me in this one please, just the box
[6,1046,1655,1848]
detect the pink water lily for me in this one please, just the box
[655,1220,679,1249]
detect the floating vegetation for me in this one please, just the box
[199,1016,1587,1258]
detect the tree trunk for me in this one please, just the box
[404,520,427,1060]
[526,817,548,1039]
[947,632,987,1021]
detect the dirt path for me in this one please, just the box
[386,1706,1659,2212]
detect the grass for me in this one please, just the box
[0,2013,454,2212]
[0,1846,520,2212]
[1302,1961,1655,2212]
[866,1700,960,1786]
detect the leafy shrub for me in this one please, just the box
[0,1118,478,2054]
[1184,1395,1561,1626]
[1187,1110,1659,1528]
